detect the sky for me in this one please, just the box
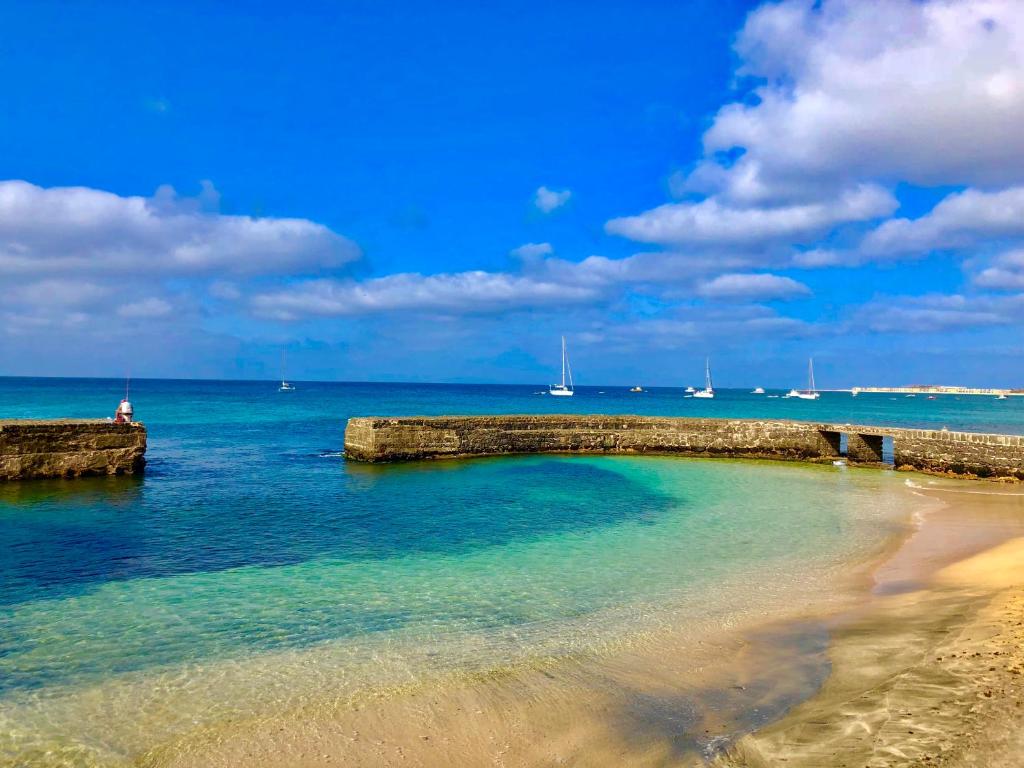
[2,0,1024,387]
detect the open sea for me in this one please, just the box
[2,378,1023,766]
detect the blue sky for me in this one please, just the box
[3,0,1024,387]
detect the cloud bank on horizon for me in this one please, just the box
[4,0,1024,384]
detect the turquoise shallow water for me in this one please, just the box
[0,377,1010,765]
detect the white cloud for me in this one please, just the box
[863,186,1024,255]
[251,271,602,319]
[117,297,173,318]
[973,249,1024,289]
[0,180,360,277]
[510,242,554,261]
[10,279,111,308]
[534,186,572,213]
[687,0,1024,204]
[606,184,895,246]
[697,272,810,300]
[855,293,1011,333]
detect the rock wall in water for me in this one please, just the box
[0,420,147,481]
[344,414,1024,480]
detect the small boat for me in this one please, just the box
[784,357,820,400]
[549,336,574,397]
[693,358,715,399]
[630,386,644,393]
[685,386,696,393]
[751,387,765,394]
[278,351,295,392]
[997,394,1008,400]
[927,395,937,400]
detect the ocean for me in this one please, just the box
[1,378,1020,766]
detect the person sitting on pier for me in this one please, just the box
[114,398,134,423]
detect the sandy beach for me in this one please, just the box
[133,472,1024,768]
[718,481,1024,768]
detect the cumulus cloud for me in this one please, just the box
[687,0,1024,203]
[973,249,1024,289]
[534,186,572,213]
[697,272,810,300]
[0,180,360,277]
[855,293,1011,333]
[117,297,173,318]
[607,184,894,246]
[863,186,1024,255]
[251,271,602,319]
[510,242,554,261]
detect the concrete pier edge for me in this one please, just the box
[344,414,1024,481]
[0,419,147,481]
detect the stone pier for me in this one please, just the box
[845,432,885,463]
[0,420,147,481]
[344,415,1024,481]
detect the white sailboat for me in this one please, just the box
[279,351,295,392]
[549,336,574,397]
[693,358,715,399]
[785,358,820,400]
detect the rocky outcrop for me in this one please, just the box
[0,420,147,481]
[344,415,1024,481]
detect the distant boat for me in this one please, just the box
[630,386,644,393]
[997,394,1008,400]
[693,358,715,399]
[751,387,765,394]
[685,386,696,393]
[785,358,820,400]
[549,336,574,397]
[279,351,295,392]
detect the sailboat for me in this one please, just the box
[693,358,715,399]
[785,358,820,400]
[549,336,574,397]
[279,351,295,392]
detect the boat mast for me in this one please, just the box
[808,357,816,392]
[561,336,567,388]
[705,358,713,391]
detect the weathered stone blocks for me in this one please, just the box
[344,415,1024,481]
[0,420,147,481]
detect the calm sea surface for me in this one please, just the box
[1,378,1020,765]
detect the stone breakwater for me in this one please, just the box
[0,419,147,481]
[344,415,1024,480]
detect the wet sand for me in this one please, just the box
[147,475,1024,768]
[717,481,1024,768]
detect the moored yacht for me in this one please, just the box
[693,358,715,399]
[784,358,820,400]
[549,336,574,397]
[751,387,765,394]
[278,351,295,392]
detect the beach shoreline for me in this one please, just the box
[717,479,1024,768]
[152,472,1024,768]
